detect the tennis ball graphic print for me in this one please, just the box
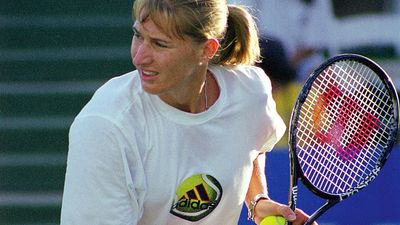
[170,174,222,221]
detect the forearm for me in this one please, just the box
[245,153,269,207]
[245,153,306,225]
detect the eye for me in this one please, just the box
[154,41,169,48]
[132,28,143,40]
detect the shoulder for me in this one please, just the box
[76,70,143,121]
[71,70,150,140]
[220,65,270,82]
[92,70,141,106]
[214,65,272,93]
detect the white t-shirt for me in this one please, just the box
[60,65,285,225]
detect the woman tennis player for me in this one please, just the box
[60,0,316,224]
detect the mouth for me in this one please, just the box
[139,69,159,80]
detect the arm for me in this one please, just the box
[245,153,268,206]
[246,153,317,225]
[61,116,142,225]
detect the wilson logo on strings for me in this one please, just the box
[312,84,380,161]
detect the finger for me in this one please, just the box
[277,205,296,221]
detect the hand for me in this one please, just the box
[254,199,318,225]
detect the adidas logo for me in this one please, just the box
[174,183,215,210]
[170,174,223,221]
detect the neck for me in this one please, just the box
[158,70,211,114]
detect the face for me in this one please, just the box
[131,17,207,98]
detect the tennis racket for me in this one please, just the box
[287,54,399,225]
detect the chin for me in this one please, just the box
[140,82,163,96]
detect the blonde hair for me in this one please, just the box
[132,0,260,66]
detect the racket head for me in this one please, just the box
[288,54,399,201]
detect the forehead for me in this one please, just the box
[136,5,187,41]
[134,16,200,52]
[134,18,171,40]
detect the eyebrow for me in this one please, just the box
[133,24,174,48]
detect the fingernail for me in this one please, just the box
[288,214,296,221]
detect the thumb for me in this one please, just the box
[277,205,296,222]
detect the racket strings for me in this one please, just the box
[296,60,395,194]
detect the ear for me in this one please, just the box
[202,38,219,61]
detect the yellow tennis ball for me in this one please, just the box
[260,216,286,225]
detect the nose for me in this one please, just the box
[131,41,152,67]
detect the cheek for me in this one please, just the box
[169,48,202,70]
[130,42,137,60]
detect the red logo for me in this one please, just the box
[312,84,380,160]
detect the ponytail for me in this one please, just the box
[213,5,261,66]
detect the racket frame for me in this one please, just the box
[287,54,399,225]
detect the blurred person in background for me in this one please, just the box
[229,0,325,82]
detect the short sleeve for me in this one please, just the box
[60,115,145,225]
[256,67,287,153]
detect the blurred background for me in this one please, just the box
[0,0,399,224]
